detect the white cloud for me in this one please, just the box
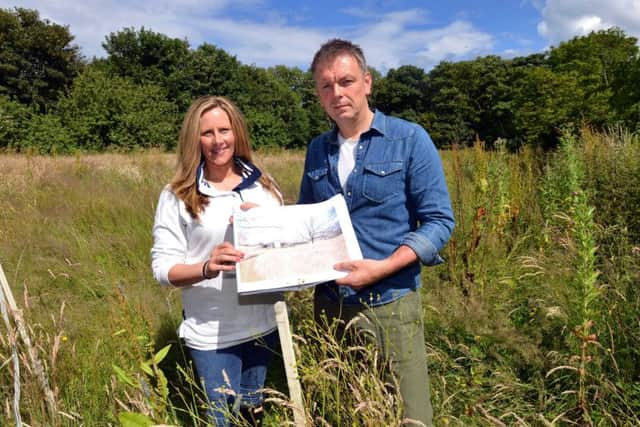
[198,9,494,71]
[537,0,640,45]
[354,11,494,71]
[195,18,328,67]
[0,0,253,58]
[1,1,493,71]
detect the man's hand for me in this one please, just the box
[334,245,419,290]
[334,259,390,290]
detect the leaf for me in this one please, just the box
[112,365,136,387]
[118,411,155,427]
[153,344,172,365]
[140,361,153,376]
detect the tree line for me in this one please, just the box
[1,7,640,153]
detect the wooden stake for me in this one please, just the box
[0,262,57,420]
[0,271,22,426]
[274,300,307,426]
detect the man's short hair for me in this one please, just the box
[310,38,368,78]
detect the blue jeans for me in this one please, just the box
[188,331,277,426]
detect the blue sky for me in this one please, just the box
[3,0,640,72]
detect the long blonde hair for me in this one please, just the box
[170,96,282,218]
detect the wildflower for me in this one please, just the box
[475,207,487,220]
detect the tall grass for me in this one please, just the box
[1,131,639,425]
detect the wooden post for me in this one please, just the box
[0,262,57,420]
[274,300,306,426]
[0,267,22,425]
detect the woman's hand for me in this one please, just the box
[204,242,245,278]
[229,202,260,225]
[239,202,259,210]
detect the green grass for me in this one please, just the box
[1,131,639,426]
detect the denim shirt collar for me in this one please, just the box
[196,157,262,197]
[328,109,385,145]
[369,109,387,135]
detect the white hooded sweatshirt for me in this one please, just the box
[151,159,280,350]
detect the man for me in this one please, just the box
[298,39,455,426]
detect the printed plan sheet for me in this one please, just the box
[233,195,362,295]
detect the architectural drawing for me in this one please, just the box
[233,195,362,294]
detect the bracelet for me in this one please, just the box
[202,260,215,279]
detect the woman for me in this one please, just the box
[151,96,282,426]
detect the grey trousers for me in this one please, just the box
[314,289,433,426]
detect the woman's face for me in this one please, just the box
[199,107,235,171]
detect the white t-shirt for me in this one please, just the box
[337,133,358,191]
[151,174,281,351]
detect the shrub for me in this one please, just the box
[58,68,179,151]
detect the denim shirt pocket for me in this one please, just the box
[306,167,332,200]
[362,161,404,203]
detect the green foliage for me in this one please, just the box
[17,111,74,154]
[268,65,329,139]
[420,56,515,148]
[58,67,179,151]
[0,94,74,153]
[548,27,638,128]
[112,344,175,423]
[102,27,191,89]
[611,56,640,131]
[102,29,245,113]
[2,138,640,424]
[238,65,311,148]
[539,132,602,327]
[511,67,583,148]
[423,61,477,146]
[580,127,640,380]
[372,64,428,122]
[0,7,83,110]
[178,43,244,110]
[0,94,32,149]
[118,412,155,427]
[4,8,640,152]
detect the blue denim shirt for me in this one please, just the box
[298,110,454,306]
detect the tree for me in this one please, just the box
[372,65,428,124]
[237,65,310,148]
[102,27,190,83]
[465,56,515,145]
[611,55,640,131]
[175,43,243,110]
[102,31,247,113]
[268,65,328,140]
[58,67,179,150]
[0,94,32,149]
[102,27,190,107]
[0,7,83,110]
[424,61,478,147]
[511,66,583,147]
[548,28,639,128]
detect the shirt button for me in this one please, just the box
[381,170,386,174]
[347,192,352,196]
[359,145,363,149]
[353,168,357,172]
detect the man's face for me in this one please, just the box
[314,53,372,126]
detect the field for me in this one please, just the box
[1,128,639,426]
